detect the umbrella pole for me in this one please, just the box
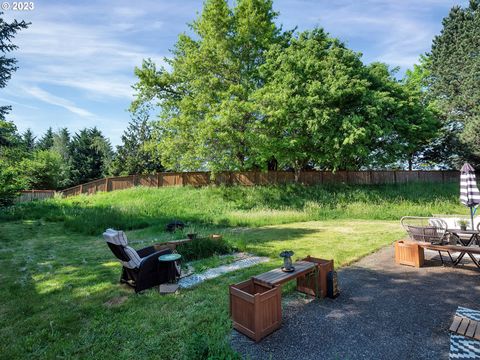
[471,206,475,230]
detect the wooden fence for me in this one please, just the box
[60,170,461,198]
[16,190,56,202]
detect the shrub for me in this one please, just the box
[176,236,232,261]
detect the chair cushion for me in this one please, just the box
[103,229,142,269]
[121,246,142,269]
[103,228,128,246]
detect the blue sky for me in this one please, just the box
[2,0,467,146]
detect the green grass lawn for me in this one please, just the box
[1,182,464,235]
[0,218,404,359]
[0,183,460,358]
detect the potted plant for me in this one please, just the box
[457,219,469,231]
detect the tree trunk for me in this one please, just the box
[294,160,301,183]
[267,157,278,171]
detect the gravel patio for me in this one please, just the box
[231,245,480,359]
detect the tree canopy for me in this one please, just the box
[426,0,480,166]
[132,0,286,172]
[132,2,440,176]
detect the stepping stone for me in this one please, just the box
[159,284,179,294]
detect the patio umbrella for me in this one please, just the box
[460,162,480,229]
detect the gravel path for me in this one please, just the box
[230,246,480,360]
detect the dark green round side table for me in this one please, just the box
[158,253,182,283]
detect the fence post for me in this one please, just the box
[80,184,83,194]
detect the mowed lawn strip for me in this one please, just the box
[0,219,404,359]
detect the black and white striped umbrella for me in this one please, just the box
[460,163,480,229]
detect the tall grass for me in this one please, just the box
[0,182,463,235]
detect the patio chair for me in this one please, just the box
[400,216,453,265]
[103,229,179,293]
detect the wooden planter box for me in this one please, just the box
[229,279,282,342]
[395,240,424,268]
[296,256,333,298]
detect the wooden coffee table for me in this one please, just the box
[252,260,317,288]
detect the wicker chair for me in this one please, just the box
[401,216,448,244]
[400,216,453,265]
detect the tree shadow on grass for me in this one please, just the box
[1,200,227,236]
[232,226,321,244]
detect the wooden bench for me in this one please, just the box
[395,240,480,268]
[153,238,193,252]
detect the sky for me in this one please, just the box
[1,0,468,146]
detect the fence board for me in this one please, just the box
[276,171,295,184]
[419,171,444,183]
[348,171,371,185]
[299,171,322,185]
[162,173,182,186]
[184,172,210,187]
[17,190,56,202]
[214,172,232,186]
[138,175,159,187]
[232,171,257,186]
[395,171,420,183]
[110,176,135,191]
[371,171,395,184]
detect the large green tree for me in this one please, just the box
[112,107,163,175]
[69,128,113,185]
[426,0,480,166]
[36,127,54,150]
[255,28,439,177]
[20,149,67,189]
[132,0,285,172]
[0,13,28,205]
[21,128,36,151]
[0,12,29,120]
[368,59,441,170]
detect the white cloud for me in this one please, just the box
[24,86,94,117]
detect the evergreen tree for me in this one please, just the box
[0,120,24,205]
[37,127,54,150]
[21,128,36,151]
[0,12,29,119]
[52,128,71,161]
[112,107,163,175]
[131,0,286,172]
[426,0,480,166]
[69,128,112,185]
[52,128,72,188]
